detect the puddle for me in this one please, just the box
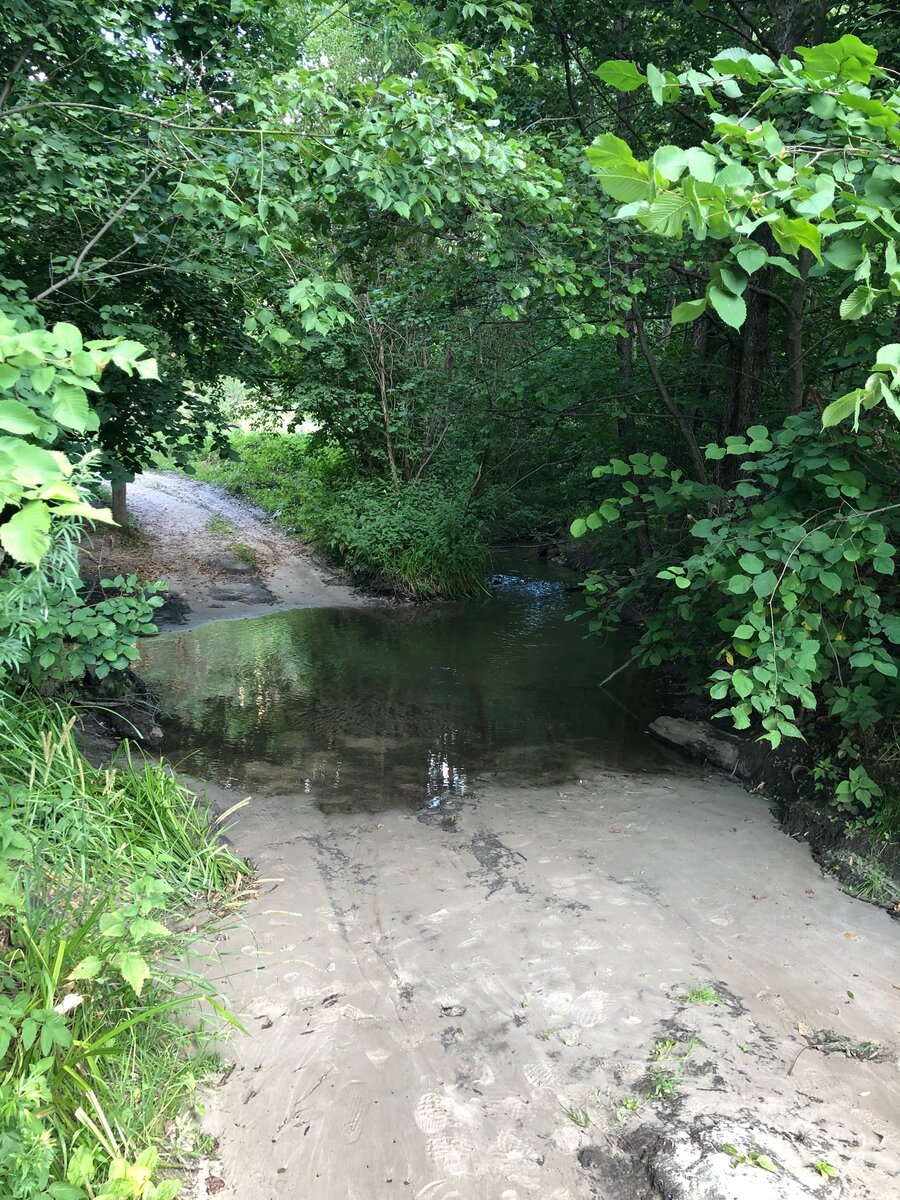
[139,549,675,811]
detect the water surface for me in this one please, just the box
[140,550,672,811]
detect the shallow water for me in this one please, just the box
[139,549,673,811]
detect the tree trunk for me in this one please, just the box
[786,249,812,414]
[631,303,710,485]
[111,482,127,525]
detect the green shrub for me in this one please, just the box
[197,432,491,598]
[572,411,899,836]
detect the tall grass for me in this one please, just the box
[0,689,250,1198]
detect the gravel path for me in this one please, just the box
[82,471,369,626]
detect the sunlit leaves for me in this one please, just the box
[595,60,646,92]
[585,135,649,203]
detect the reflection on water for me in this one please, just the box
[139,550,671,812]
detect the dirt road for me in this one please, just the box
[196,767,900,1200]
[82,471,366,626]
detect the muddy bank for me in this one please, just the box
[82,471,372,628]
[191,765,900,1199]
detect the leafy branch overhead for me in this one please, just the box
[588,35,900,427]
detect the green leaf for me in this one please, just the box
[798,35,877,84]
[715,161,753,190]
[683,148,717,183]
[69,955,103,981]
[773,217,821,260]
[738,552,764,573]
[0,438,66,485]
[709,286,746,328]
[646,63,666,105]
[719,265,748,295]
[52,322,83,353]
[840,285,876,320]
[821,389,861,428]
[595,60,646,92]
[727,574,752,594]
[586,135,650,202]
[819,571,842,592]
[823,238,864,271]
[735,243,767,274]
[0,500,52,565]
[671,297,707,325]
[116,951,150,998]
[653,146,687,181]
[874,344,900,370]
[752,569,778,598]
[0,398,42,435]
[0,363,21,389]
[50,384,97,431]
[135,357,160,381]
[570,517,588,538]
[753,1153,778,1174]
[641,193,692,236]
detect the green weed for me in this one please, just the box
[207,514,234,536]
[562,1105,591,1128]
[193,432,491,599]
[719,1144,778,1173]
[679,984,721,1005]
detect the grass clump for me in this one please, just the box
[678,983,722,1005]
[0,688,250,1198]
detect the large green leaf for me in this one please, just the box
[640,194,692,237]
[595,60,646,92]
[773,216,821,260]
[708,285,746,328]
[50,383,97,431]
[585,135,650,202]
[671,297,707,325]
[0,438,66,486]
[0,398,42,435]
[840,285,877,320]
[0,500,51,565]
[653,146,687,182]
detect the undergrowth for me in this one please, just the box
[0,689,251,1199]
[192,432,491,599]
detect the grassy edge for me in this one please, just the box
[0,688,252,1198]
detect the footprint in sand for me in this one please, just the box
[523,1061,557,1089]
[415,1091,451,1135]
[337,1079,366,1144]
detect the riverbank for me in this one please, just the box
[81,477,899,1197]
[188,762,899,1199]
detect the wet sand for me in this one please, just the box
[195,766,900,1199]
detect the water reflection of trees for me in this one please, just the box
[140,596,667,806]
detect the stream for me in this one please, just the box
[140,550,674,812]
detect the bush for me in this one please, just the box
[0,690,249,1198]
[197,432,491,598]
[572,411,899,837]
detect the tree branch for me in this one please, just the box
[32,165,162,303]
[631,302,710,485]
[0,42,34,112]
